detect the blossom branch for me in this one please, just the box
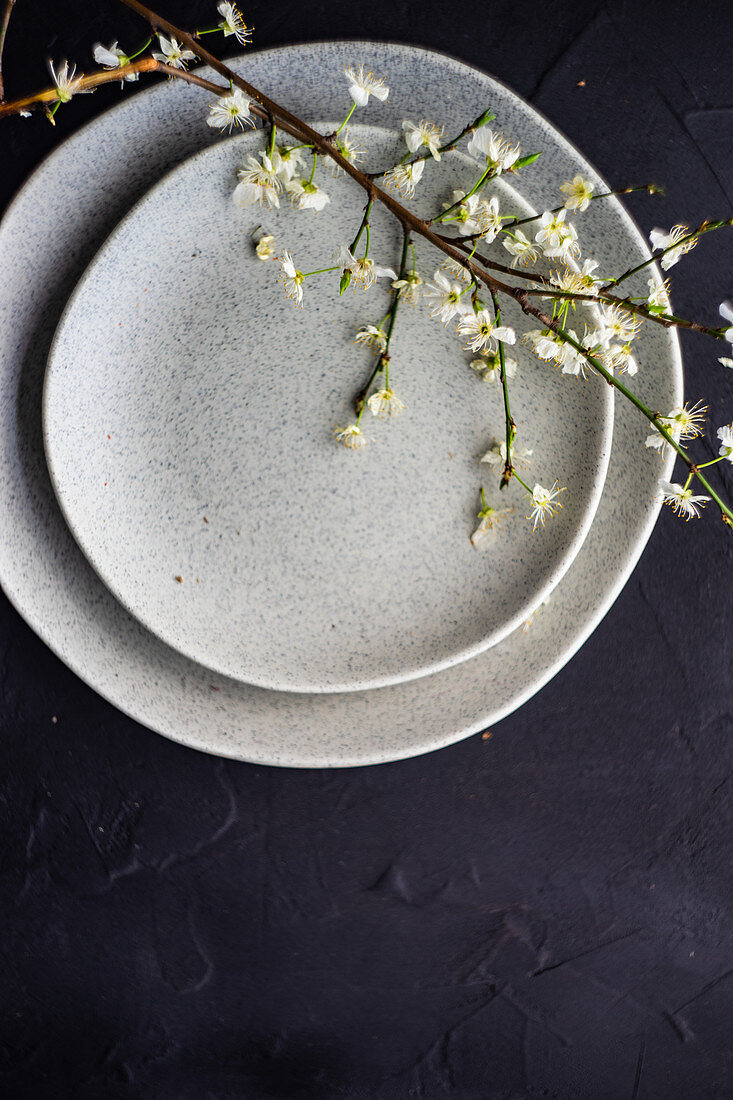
[112,0,516,293]
[494,183,663,235]
[603,218,733,290]
[0,56,237,117]
[355,230,410,416]
[367,109,495,181]
[508,292,733,526]
[515,283,727,338]
[447,237,726,337]
[490,289,516,489]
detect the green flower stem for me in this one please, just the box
[308,151,317,185]
[334,102,356,137]
[511,471,534,497]
[431,164,495,224]
[127,36,152,59]
[381,230,411,389]
[302,266,340,276]
[514,297,733,525]
[267,121,276,158]
[605,218,733,290]
[517,283,726,338]
[445,234,723,338]
[490,289,516,489]
[368,111,494,180]
[349,200,372,254]
[499,184,661,233]
[355,230,410,420]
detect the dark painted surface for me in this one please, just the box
[1,1,732,1097]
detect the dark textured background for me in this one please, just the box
[2,1,732,1097]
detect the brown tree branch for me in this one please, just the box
[0,58,234,118]
[113,0,508,293]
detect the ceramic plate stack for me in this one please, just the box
[0,43,681,766]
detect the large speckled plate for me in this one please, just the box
[0,43,680,764]
[43,125,611,693]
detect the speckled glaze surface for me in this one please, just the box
[43,126,612,693]
[0,43,680,764]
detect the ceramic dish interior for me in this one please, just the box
[0,42,680,765]
[43,124,612,693]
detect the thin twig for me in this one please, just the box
[506,290,733,525]
[113,0,508,290]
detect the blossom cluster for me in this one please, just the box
[30,11,731,538]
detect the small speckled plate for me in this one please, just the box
[43,124,612,693]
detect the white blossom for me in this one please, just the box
[658,480,709,520]
[233,153,281,208]
[550,258,600,295]
[253,232,276,260]
[440,258,473,283]
[334,423,368,449]
[48,60,87,102]
[278,251,304,305]
[645,401,707,456]
[333,246,397,289]
[271,146,308,183]
[647,277,671,315]
[402,119,444,160]
[470,351,517,385]
[466,127,520,174]
[719,300,733,344]
[597,303,642,345]
[332,130,366,172]
[355,325,387,351]
[217,2,252,45]
[152,34,196,69]
[605,342,638,376]
[343,65,389,106]
[480,440,533,469]
[458,311,517,354]
[391,271,423,305]
[367,388,405,418]
[717,423,733,462]
[424,271,472,324]
[476,195,503,241]
[207,89,253,132]
[502,229,539,267]
[559,338,594,378]
[442,191,482,234]
[525,328,586,374]
[92,42,138,82]
[649,225,697,270]
[528,482,565,529]
[383,159,425,198]
[560,175,594,212]
[285,177,330,212]
[534,209,579,260]
[471,505,513,547]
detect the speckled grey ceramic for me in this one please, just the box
[43,126,612,693]
[0,43,680,763]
